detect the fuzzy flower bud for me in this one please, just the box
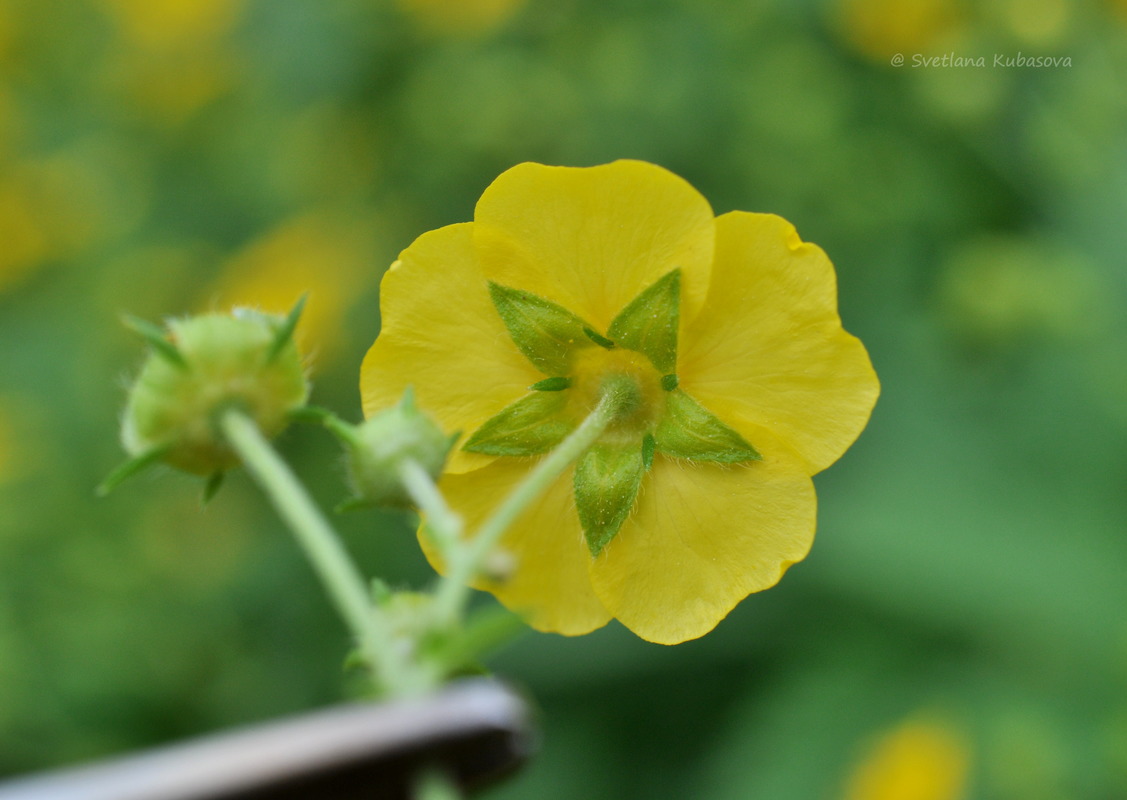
[119,306,309,478]
[342,388,453,509]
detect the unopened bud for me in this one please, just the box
[342,388,453,509]
[119,306,309,478]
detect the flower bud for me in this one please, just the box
[120,307,309,477]
[343,389,453,508]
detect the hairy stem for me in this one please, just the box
[220,408,413,695]
[398,458,464,558]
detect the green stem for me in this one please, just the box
[398,459,463,558]
[432,379,633,626]
[219,409,408,694]
[413,770,462,800]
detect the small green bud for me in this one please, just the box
[344,389,453,508]
[119,307,309,478]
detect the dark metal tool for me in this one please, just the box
[0,679,534,800]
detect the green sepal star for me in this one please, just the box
[471,269,762,554]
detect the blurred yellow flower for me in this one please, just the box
[106,50,239,126]
[990,0,1072,45]
[98,0,245,52]
[0,182,49,293]
[96,0,245,125]
[397,0,527,36]
[833,0,966,60]
[362,161,878,643]
[0,145,149,291]
[207,213,379,362]
[844,716,970,800]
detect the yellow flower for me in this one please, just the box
[844,716,970,800]
[361,161,878,644]
[95,0,245,125]
[97,0,245,53]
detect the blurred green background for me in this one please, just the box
[2,0,1126,797]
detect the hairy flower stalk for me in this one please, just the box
[219,408,419,695]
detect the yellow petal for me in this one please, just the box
[361,223,542,474]
[680,212,879,475]
[589,427,815,645]
[472,160,715,331]
[430,460,612,636]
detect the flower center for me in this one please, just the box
[569,348,664,439]
[466,271,761,556]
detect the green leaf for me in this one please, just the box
[654,390,761,463]
[463,392,575,456]
[488,282,592,375]
[427,604,528,675]
[607,269,680,373]
[574,442,645,556]
[334,496,370,514]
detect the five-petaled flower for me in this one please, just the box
[362,160,879,644]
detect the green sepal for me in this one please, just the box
[642,433,655,471]
[654,390,761,463]
[288,404,334,425]
[463,392,575,456]
[201,471,225,505]
[370,578,392,605]
[265,293,307,363]
[488,282,592,375]
[424,604,527,677]
[574,441,645,556]
[335,496,370,514]
[121,315,188,370]
[319,412,364,450]
[96,443,172,496]
[583,327,615,349]
[342,648,367,673]
[530,377,572,392]
[607,269,680,373]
